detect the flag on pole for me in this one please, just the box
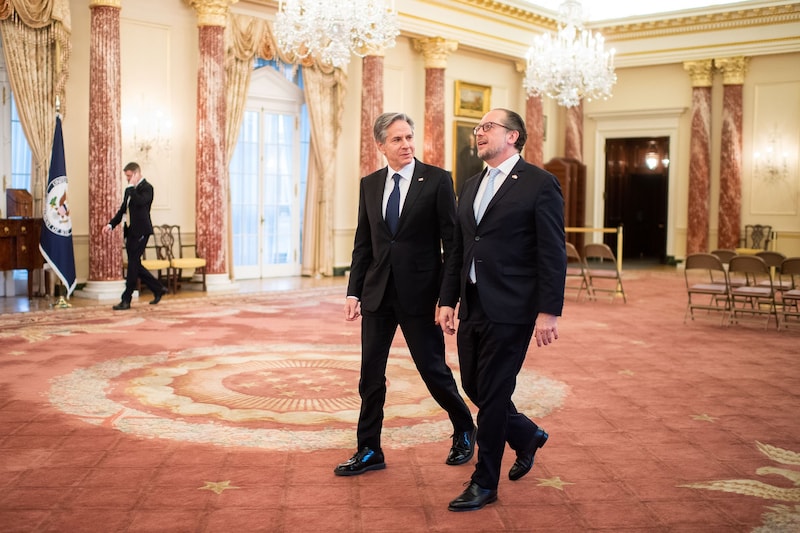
[39,115,77,297]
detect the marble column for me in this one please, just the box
[565,101,583,162]
[716,57,748,250]
[524,94,544,167]
[413,38,458,168]
[187,0,236,289]
[79,0,124,301]
[360,53,385,177]
[683,60,714,254]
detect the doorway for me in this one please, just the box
[604,137,670,263]
[229,67,308,279]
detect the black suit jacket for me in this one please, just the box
[441,157,566,324]
[108,179,155,239]
[347,159,458,316]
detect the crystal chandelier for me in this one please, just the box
[523,0,616,108]
[274,0,399,69]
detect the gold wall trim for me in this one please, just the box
[600,4,800,40]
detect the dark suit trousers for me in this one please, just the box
[457,282,539,490]
[357,277,473,451]
[122,234,162,302]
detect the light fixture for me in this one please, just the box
[274,0,399,69]
[754,128,789,184]
[122,108,172,161]
[523,0,616,108]
[645,141,659,170]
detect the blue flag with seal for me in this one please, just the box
[39,115,77,297]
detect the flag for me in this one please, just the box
[39,115,77,297]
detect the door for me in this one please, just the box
[230,68,305,279]
[604,137,669,263]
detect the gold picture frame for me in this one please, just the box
[454,81,491,119]
[452,120,484,197]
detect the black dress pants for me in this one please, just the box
[122,234,162,303]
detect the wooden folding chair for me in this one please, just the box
[778,257,800,330]
[683,253,729,325]
[582,243,626,303]
[728,255,778,329]
[565,242,591,302]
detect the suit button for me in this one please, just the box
[474,236,480,241]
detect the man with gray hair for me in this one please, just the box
[334,113,475,476]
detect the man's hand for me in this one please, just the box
[533,313,559,347]
[102,224,112,235]
[437,305,456,335]
[344,298,361,321]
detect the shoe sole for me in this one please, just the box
[447,494,498,512]
[333,462,386,477]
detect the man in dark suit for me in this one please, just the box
[439,108,567,511]
[102,162,167,310]
[334,113,475,476]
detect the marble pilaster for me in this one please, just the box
[188,0,237,278]
[524,94,544,167]
[80,0,124,300]
[360,54,384,177]
[565,102,583,162]
[683,60,714,254]
[413,38,457,168]
[716,57,748,249]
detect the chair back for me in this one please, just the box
[756,250,786,269]
[743,224,772,250]
[685,253,726,273]
[710,249,736,264]
[565,242,582,264]
[583,243,617,265]
[729,255,769,275]
[780,257,800,288]
[154,224,178,261]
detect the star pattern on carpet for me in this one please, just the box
[618,369,635,376]
[536,476,574,490]
[199,480,240,494]
[691,414,718,422]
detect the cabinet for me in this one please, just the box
[0,218,45,298]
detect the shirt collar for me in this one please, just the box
[489,153,520,178]
[388,159,415,182]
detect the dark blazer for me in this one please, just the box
[441,157,566,324]
[347,158,457,316]
[108,179,154,239]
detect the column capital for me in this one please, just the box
[683,60,714,87]
[715,56,749,85]
[89,0,121,7]
[185,0,238,27]
[412,37,458,69]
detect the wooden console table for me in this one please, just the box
[0,218,45,298]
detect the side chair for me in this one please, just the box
[565,241,592,302]
[728,255,779,329]
[582,242,627,303]
[683,253,730,325]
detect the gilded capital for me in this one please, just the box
[185,0,238,27]
[715,56,749,85]
[413,37,458,69]
[89,0,121,8]
[683,60,714,88]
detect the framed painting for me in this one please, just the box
[454,81,491,119]
[452,120,484,197]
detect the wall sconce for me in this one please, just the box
[754,129,788,184]
[645,142,659,170]
[123,109,172,161]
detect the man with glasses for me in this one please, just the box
[334,112,475,477]
[439,108,566,511]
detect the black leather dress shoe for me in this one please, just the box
[509,427,549,481]
[150,287,168,305]
[448,481,497,512]
[333,447,385,476]
[446,427,476,465]
[112,301,131,311]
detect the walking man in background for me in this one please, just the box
[102,162,167,310]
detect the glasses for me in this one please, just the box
[473,121,510,135]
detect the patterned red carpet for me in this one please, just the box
[1,270,798,532]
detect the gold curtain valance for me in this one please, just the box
[0,0,71,32]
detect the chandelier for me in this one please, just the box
[523,0,616,108]
[274,0,399,69]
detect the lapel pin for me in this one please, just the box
[512,174,518,180]
[418,177,424,181]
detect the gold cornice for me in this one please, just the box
[715,56,749,85]
[599,4,800,40]
[413,37,459,68]
[683,59,714,87]
[89,0,121,7]
[185,0,239,27]
[453,0,555,29]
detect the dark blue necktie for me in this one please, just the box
[385,173,401,235]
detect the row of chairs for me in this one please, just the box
[566,242,627,303]
[684,251,800,329]
[125,224,207,294]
